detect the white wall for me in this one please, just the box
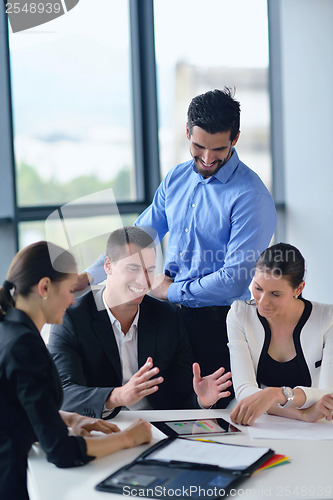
[272,0,333,303]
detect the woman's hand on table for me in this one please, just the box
[122,418,152,448]
[60,410,120,436]
[230,387,283,426]
[301,394,333,423]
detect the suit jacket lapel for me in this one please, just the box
[91,288,122,384]
[138,297,157,368]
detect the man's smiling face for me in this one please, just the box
[187,125,240,178]
[105,244,156,307]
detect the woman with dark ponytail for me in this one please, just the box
[0,241,151,500]
[227,243,333,426]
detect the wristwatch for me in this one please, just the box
[278,386,295,408]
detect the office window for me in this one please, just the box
[9,0,135,208]
[19,213,137,269]
[154,0,272,191]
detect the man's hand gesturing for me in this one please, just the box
[106,357,163,408]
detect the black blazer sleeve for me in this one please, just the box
[1,320,92,469]
[48,307,119,419]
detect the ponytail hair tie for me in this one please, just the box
[2,280,15,296]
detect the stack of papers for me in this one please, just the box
[148,438,271,470]
[247,414,333,440]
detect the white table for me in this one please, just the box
[28,409,333,499]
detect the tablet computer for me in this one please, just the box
[151,418,241,437]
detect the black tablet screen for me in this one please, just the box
[152,418,241,437]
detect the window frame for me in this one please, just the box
[0,0,283,279]
[0,0,160,273]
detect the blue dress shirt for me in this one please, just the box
[135,149,276,307]
[86,149,276,308]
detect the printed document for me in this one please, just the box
[148,438,270,470]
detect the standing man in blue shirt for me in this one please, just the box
[79,88,276,407]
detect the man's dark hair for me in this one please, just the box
[105,226,155,262]
[187,87,240,141]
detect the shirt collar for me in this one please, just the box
[102,291,140,330]
[191,147,239,184]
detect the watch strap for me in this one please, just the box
[278,386,295,408]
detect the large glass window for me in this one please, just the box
[9,0,135,208]
[4,0,272,266]
[154,0,272,191]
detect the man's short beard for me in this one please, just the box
[194,158,223,178]
[192,144,233,178]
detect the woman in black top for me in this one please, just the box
[0,241,151,500]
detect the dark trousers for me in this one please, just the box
[179,305,234,409]
[0,452,29,500]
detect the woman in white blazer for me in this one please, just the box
[227,242,333,426]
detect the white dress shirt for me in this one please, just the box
[102,292,152,414]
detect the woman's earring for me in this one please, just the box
[43,296,48,301]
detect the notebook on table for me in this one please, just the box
[96,436,274,499]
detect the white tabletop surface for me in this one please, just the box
[28,409,333,499]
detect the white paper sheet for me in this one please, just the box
[148,438,270,470]
[247,414,333,440]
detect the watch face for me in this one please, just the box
[284,387,294,399]
[278,386,295,408]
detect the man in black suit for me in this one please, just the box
[48,227,232,418]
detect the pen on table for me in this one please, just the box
[192,438,218,443]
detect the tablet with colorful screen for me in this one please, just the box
[151,418,241,437]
